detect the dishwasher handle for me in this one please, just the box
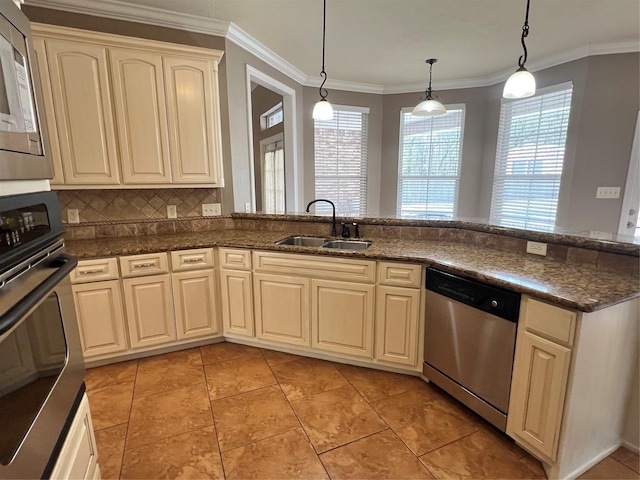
[426,267,521,322]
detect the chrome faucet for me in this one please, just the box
[305,199,337,237]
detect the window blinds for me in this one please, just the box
[396,106,465,219]
[490,84,573,231]
[263,140,285,214]
[314,106,369,217]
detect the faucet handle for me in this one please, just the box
[341,222,350,238]
[352,222,360,239]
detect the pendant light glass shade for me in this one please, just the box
[412,98,447,116]
[313,99,334,120]
[503,67,536,98]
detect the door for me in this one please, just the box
[219,269,254,337]
[172,269,220,340]
[375,286,420,366]
[619,111,640,236]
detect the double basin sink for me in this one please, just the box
[276,235,372,251]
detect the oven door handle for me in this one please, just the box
[0,254,78,336]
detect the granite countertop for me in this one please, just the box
[65,229,640,313]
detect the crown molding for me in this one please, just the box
[305,76,384,95]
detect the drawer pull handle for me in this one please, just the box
[80,268,104,274]
[184,258,203,264]
[133,262,156,269]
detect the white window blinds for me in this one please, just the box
[490,84,573,231]
[263,139,285,214]
[397,106,465,219]
[314,106,369,217]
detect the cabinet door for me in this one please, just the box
[220,269,254,337]
[163,56,223,185]
[507,331,571,462]
[110,48,171,184]
[375,286,420,366]
[45,39,120,184]
[172,269,220,340]
[72,280,127,358]
[311,279,375,358]
[253,273,310,347]
[122,274,176,349]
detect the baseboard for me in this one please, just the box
[622,440,640,455]
[560,444,621,480]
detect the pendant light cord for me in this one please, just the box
[420,59,437,101]
[318,0,328,101]
[518,0,531,68]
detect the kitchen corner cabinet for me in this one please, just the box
[219,249,255,337]
[32,24,224,188]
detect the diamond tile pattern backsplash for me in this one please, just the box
[56,189,220,223]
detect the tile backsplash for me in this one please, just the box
[56,188,220,223]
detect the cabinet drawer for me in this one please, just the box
[523,297,577,346]
[71,258,119,283]
[377,262,422,288]
[253,251,376,283]
[120,252,169,277]
[171,248,214,271]
[219,248,251,270]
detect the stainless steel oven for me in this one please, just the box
[0,191,84,480]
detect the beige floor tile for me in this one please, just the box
[291,384,387,453]
[212,385,300,452]
[126,383,213,449]
[121,426,223,479]
[337,364,425,403]
[577,456,639,479]
[87,382,134,431]
[200,342,263,365]
[371,384,479,456]
[94,423,127,480]
[611,447,640,474]
[85,360,138,391]
[260,348,304,366]
[270,357,348,401]
[222,428,329,480]
[419,430,545,479]
[134,349,205,399]
[204,357,277,400]
[320,429,435,479]
[477,419,530,459]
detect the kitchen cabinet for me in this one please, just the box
[219,249,254,337]
[32,24,224,189]
[71,258,128,359]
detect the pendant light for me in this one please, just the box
[312,0,333,120]
[503,0,536,98]
[412,59,446,116]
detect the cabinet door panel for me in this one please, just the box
[72,280,127,358]
[220,270,254,337]
[312,279,374,358]
[375,286,420,366]
[46,39,119,184]
[507,331,571,462]
[110,48,171,183]
[123,275,176,348]
[172,270,219,340]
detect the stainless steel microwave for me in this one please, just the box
[0,0,51,181]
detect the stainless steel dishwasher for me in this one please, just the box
[424,267,521,431]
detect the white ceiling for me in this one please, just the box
[26,0,640,93]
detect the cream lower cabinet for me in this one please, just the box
[219,249,254,337]
[375,286,420,366]
[253,273,310,347]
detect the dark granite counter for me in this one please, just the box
[65,229,639,313]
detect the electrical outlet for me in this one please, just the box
[67,208,80,224]
[202,203,221,217]
[167,205,177,219]
[245,202,251,213]
[596,187,620,199]
[526,241,547,256]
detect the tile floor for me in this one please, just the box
[85,342,640,479]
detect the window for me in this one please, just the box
[490,83,573,231]
[260,103,283,130]
[397,106,465,219]
[261,135,285,214]
[314,105,369,216]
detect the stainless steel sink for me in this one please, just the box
[321,240,372,251]
[275,236,372,251]
[275,236,330,247]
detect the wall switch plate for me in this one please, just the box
[67,208,80,224]
[167,205,177,219]
[245,202,251,213]
[526,241,547,256]
[202,203,221,217]
[596,187,620,199]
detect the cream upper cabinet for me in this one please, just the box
[39,38,120,185]
[110,48,171,184]
[32,24,224,189]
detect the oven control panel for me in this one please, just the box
[0,203,50,254]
